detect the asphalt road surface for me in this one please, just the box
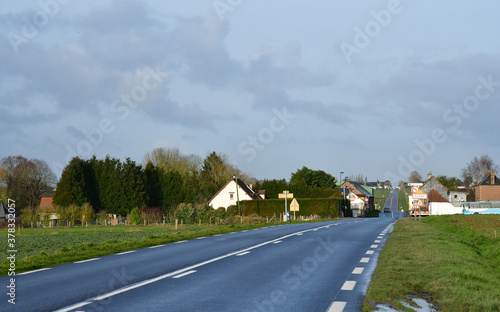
[2,219,397,312]
[380,189,404,219]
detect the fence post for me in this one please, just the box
[175,219,178,230]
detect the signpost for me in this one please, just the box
[279,191,293,221]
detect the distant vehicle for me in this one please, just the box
[383,207,391,213]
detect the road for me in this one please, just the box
[380,189,404,219]
[2,219,396,312]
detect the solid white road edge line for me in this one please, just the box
[116,251,136,256]
[18,268,51,275]
[75,258,100,264]
[55,301,91,312]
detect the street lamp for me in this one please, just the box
[339,172,344,218]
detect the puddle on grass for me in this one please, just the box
[374,296,436,312]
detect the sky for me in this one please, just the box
[1,0,500,184]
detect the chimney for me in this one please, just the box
[427,174,432,180]
[484,170,490,177]
[492,171,495,185]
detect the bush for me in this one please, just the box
[239,198,340,219]
[130,207,141,225]
[226,205,238,217]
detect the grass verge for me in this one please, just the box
[1,219,330,276]
[363,215,500,312]
[374,189,390,211]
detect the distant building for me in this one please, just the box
[208,178,263,210]
[38,197,58,227]
[475,171,500,201]
[428,190,462,215]
[447,191,467,208]
[421,175,448,199]
[342,181,375,216]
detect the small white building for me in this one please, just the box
[208,178,263,210]
[348,192,365,217]
[429,190,463,215]
[447,191,467,207]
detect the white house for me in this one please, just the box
[428,190,463,215]
[348,191,365,217]
[208,178,263,210]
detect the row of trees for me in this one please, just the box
[21,203,98,228]
[53,148,249,216]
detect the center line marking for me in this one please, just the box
[273,241,282,244]
[352,267,364,274]
[327,301,346,312]
[172,270,197,279]
[237,251,251,256]
[341,281,356,291]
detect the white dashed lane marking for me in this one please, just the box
[172,270,197,279]
[341,281,356,291]
[352,267,364,274]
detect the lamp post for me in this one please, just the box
[339,172,344,218]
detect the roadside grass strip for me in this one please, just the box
[363,215,500,312]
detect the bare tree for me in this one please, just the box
[409,171,422,183]
[142,147,201,179]
[462,154,500,185]
[1,156,57,209]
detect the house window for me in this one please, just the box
[454,195,458,199]
[230,193,234,200]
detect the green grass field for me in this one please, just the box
[363,215,500,312]
[374,189,390,210]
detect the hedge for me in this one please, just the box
[239,198,340,219]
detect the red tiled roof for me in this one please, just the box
[39,197,55,212]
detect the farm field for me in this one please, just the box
[363,215,500,311]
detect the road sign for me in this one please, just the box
[411,186,420,194]
[408,183,423,186]
[290,198,299,212]
[412,193,428,199]
[278,192,294,199]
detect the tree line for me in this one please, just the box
[52,149,243,216]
